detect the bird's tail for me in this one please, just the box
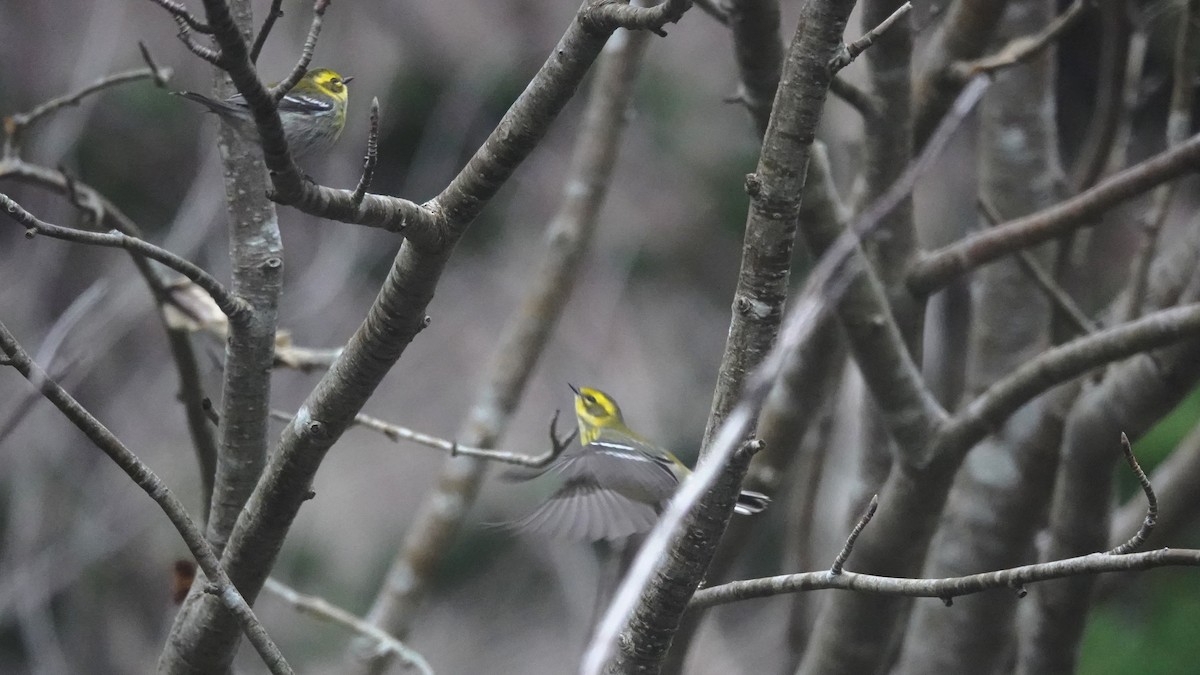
[173,90,239,115]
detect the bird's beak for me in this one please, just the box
[567,383,580,396]
[342,76,355,84]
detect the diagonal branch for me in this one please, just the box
[268,0,330,102]
[249,0,284,63]
[1107,433,1157,555]
[149,0,212,32]
[977,194,1097,335]
[828,1,912,73]
[3,65,171,158]
[351,98,381,207]
[0,194,250,323]
[262,579,431,675]
[949,0,1089,80]
[907,131,1200,296]
[269,408,576,467]
[0,321,291,675]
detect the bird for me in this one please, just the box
[175,67,351,158]
[506,385,770,542]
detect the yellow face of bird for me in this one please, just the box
[571,386,624,444]
[306,68,351,96]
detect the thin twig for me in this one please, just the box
[147,0,212,32]
[977,195,1098,335]
[351,98,381,206]
[831,494,878,575]
[908,130,1200,296]
[270,409,577,468]
[250,0,285,63]
[0,322,292,674]
[137,42,174,88]
[3,67,171,157]
[951,0,1090,80]
[0,194,250,324]
[172,14,222,66]
[689,547,1200,611]
[829,2,913,74]
[270,0,331,102]
[262,579,433,675]
[1107,433,1157,555]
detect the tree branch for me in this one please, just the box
[690,548,1200,611]
[351,98,381,207]
[248,0,284,63]
[268,0,330,103]
[262,579,432,675]
[0,321,291,675]
[827,2,912,74]
[3,65,171,158]
[907,131,1200,296]
[948,0,1089,80]
[0,193,250,323]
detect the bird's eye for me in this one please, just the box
[584,395,596,404]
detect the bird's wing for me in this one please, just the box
[214,91,334,115]
[546,430,679,504]
[276,92,335,114]
[507,478,659,542]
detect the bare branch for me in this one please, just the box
[911,0,1007,146]
[172,14,223,65]
[0,193,250,323]
[3,66,171,158]
[977,194,1097,335]
[249,0,284,63]
[950,0,1089,80]
[724,0,785,136]
[828,2,913,73]
[269,408,575,468]
[351,98,381,207]
[269,0,331,103]
[148,0,212,33]
[262,579,432,675]
[138,42,174,87]
[0,321,292,675]
[1107,433,1158,555]
[690,548,1200,611]
[908,131,1200,296]
[580,0,692,36]
[950,303,1200,443]
[831,495,879,575]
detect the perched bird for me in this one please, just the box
[508,385,770,542]
[175,68,351,158]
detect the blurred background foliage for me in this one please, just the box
[0,0,1197,673]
